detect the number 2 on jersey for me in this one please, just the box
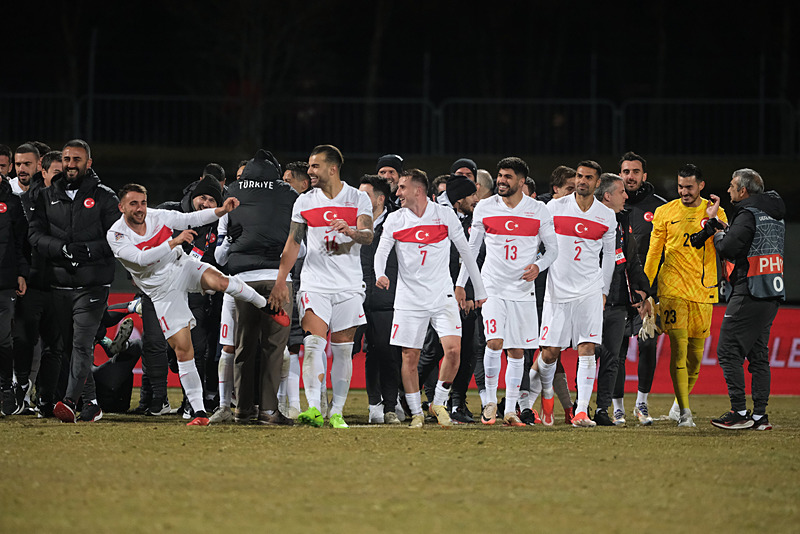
[574,245,582,261]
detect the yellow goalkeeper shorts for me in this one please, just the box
[658,296,713,338]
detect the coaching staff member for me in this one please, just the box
[29,139,119,423]
[695,169,785,431]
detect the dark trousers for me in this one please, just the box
[717,293,779,414]
[11,287,62,404]
[614,313,658,398]
[138,294,170,405]
[0,289,15,390]
[471,309,487,392]
[53,286,108,403]
[363,309,401,413]
[419,309,478,407]
[595,306,627,410]
[234,280,291,413]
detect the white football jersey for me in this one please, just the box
[291,183,372,294]
[375,200,485,311]
[108,207,220,298]
[545,193,616,302]
[457,194,558,301]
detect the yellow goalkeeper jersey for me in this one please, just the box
[644,198,727,304]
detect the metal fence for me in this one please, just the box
[1,94,797,157]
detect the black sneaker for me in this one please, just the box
[79,402,104,422]
[594,408,615,427]
[12,381,28,414]
[711,410,754,430]
[37,401,55,418]
[751,414,773,431]
[53,398,78,423]
[146,397,171,416]
[519,408,537,426]
[450,405,474,424]
[1,388,17,416]
[128,404,149,415]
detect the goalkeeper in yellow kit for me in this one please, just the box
[644,164,727,427]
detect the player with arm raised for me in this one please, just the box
[268,145,373,429]
[538,160,617,427]
[454,157,558,426]
[374,170,486,428]
[108,184,272,426]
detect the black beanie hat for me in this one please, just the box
[241,149,282,183]
[192,174,223,207]
[450,158,477,177]
[376,154,404,175]
[446,174,477,204]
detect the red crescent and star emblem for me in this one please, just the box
[0,203,6,213]
[84,198,95,208]
[644,211,654,222]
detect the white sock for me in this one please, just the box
[218,350,234,408]
[636,391,649,405]
[288,352,301,410]
[277,348,290,403]
[504,357,524,415]
[302,335,327,410]
[483,347,503,402]
[433,380,450,407]
[518,390,532,411]
[530,373,543,405]
[479,389,490,407]
[538,355,557,395]
[225,275,267,308]
[329,342,353,416]
[612,398,624,414]
[405,391,422,416]
[576,355,596,414]
[752,413,763,421]
[177,360,205,415]
[672,399,680,412]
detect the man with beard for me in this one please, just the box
[644,164,727,428]
[456,157,558,426]
[0,145,12,179]
[29,139,120,423]
[10,143,40,195]
[611,152,667,426]
[376,154,403,208]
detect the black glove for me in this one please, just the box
[226,224,243,244]
[62,243,92,263]
[689,218,723,249]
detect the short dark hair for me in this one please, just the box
[311,144,344,168]
[118,183,148,200]
[550,165,576,189]
[360,174,391,205]
[15,143,40,159]
[203,163,225,183]
[595,173,623,201]
[678,163,703,182]
[30,141,51,156]
[402,168,428,192]
[524,176,536,194]
[63,139,91,159]
[431,174,449,198]
[576,160,602,177]
[496,156,529,178]
[619,151,647,173]
[42,151,62,172]
[0,145,11,160]
[286,161,311,190]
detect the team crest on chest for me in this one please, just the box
[0,203,6,213]
[84,198,95,208]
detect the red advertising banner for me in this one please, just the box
[99,294,800,395]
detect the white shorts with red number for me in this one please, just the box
[151,256,212,340]
[298,290,366,333]
[390,296,461,350]
[481,297,540,349]
[218,293,236,346]
[539,292,603,349]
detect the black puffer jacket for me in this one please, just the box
[157,182,220,267]
[361,209,398,312]
[625,181,667,266]
[715,190,786,297]
[28,169,119,288]
[0,179,29,289]
[605,210,651,307]
[19,172,51,289]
